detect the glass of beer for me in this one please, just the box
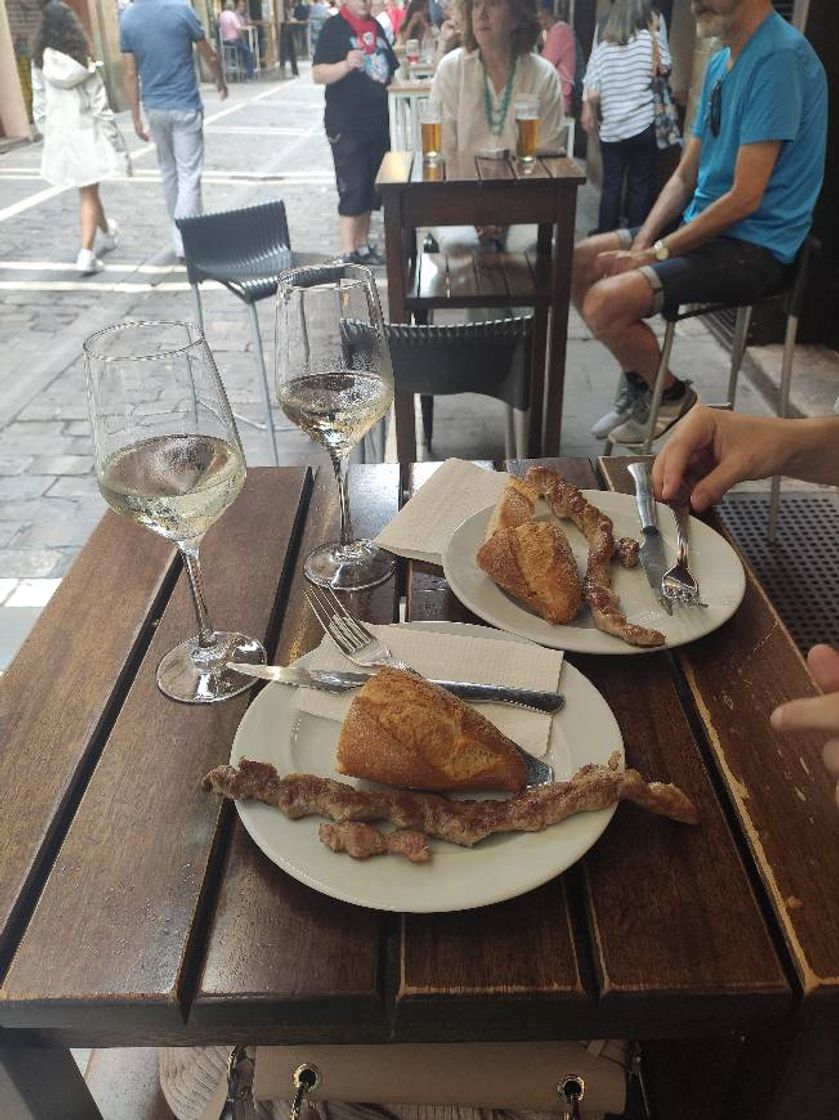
[420,98,442,162]
[515,96,540,163]
[406,38,420,64]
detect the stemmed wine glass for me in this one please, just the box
[84,320,266,704]
[275,263,395,590]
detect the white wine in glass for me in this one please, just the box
[85,320,266,704]
[276,264,395,590]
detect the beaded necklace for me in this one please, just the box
[481,56,517,137]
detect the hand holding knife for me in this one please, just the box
[628,461,673,616]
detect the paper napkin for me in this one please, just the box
[292,624,564,758]
[374,458,508,565]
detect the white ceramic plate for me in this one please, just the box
[442,491,746,655]
[231,622,623,912]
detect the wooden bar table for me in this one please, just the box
[376,152,585,460]
[2,460,839,1119]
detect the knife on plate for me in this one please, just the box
[627,462,673,616]
[227,662,565,713]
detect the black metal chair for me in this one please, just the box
[603,236,819,540]
[177,201,322,464]
[385,316,534,463]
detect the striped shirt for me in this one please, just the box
[583,28,671,143]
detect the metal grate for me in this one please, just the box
[718,493,839,655]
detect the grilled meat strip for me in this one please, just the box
[525,467,664,648]
[203,756,698,848]
[319,822,431,862]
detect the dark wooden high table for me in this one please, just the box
[2,460,839,1119]
[376,153,586,461]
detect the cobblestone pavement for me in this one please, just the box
[0,65,783,662]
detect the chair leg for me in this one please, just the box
[642,321,676,454]
[504,405,516,460]
[725,306,753,408]
[247,302,279,466]
[420,394,434,448]
[395,391,417,463]
[767,312,799,542]
[513,408,529,459]
[191,285,205,334]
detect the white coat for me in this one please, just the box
[31,48,130,189]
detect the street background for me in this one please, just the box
[1,66,837,666]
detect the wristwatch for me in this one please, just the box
[652,239,670,261]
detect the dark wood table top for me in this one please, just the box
[377,151,586,190]
[2,459,839,1118]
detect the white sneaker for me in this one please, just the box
[76,248,104,275]
[590,374,648,439]
[610,383,698,445]
[97,219,119,253]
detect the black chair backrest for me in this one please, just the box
[176,201,292,287]
[385,317,533,410]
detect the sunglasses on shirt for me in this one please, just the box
[710,78,723,138]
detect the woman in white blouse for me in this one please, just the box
[581,0,670,234]
[432,0,564,157]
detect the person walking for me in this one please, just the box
[31,0,129,274]
[581,0,667,236]
[120,0,227,261]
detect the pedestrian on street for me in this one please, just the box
[220,0,256,80]
[313,0,398,264]
[120,0,228,261]
[31,0,130,275]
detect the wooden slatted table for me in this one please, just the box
[2,459,839,1119]
[376,152,585,462]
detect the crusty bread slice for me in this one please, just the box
[336,667,527,792]
[485,476,540,540]
[476,520,582,625]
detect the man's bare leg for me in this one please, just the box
[339,212,371,255]
[571,231,622,312]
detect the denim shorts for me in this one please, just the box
[617,227,792,317]
[328,131,390,217]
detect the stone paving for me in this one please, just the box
[0,64,835,666]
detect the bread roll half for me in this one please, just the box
[485,476,540,540]
[476,520,582,625]
[336,667,527,792]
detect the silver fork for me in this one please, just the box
[305,583,555,785]
[661,503,708,608]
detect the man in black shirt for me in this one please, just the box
[313,0,399,264]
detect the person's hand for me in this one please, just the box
[346,49,364,71]
[651,405,784,512]
[133,113,150,142]
[476,224,504,242]
[217,79,229,101]
[580,100,597,135]
[771,645,839,807]
[596,248,653,278]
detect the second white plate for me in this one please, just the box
[442,491,746,655]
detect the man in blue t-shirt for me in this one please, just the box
[120,0,227,259]
[572,0,827,445]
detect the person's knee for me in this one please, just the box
[582,281,632,337]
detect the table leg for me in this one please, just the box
[383,189,416,463]
[0,1040,102,1119]
[542,196,578,456]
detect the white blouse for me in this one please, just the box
[432,48,565,155]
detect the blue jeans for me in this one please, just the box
[228,39,255,79]
[598,123,657,234]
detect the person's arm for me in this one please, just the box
[312,53,363,84]
[772,643,839,809]
[431,53,457,149]
[580,46,599,135]
[30,65,46,135]
[651,406,839,510]
[196,36,228,97]
[121,52,150,140]
[537,63,565,151]
[629,136,702,248]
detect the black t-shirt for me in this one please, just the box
[313,13,398,139]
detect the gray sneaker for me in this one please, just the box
[610,382,698,445]
[591,374,648,439]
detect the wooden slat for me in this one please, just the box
[414,252,450,301]
[540,156,587,182]
[376,150,414,188]
[472,253,510,300]
[475,157,514,181]
[190,464,403,1040]
[511,158,550,180]
[444,252,479,300]
[600,457,839,1003]
[441,152,481,182]
[0,513,177,971]
[398,459,594,1038]
[501,252,537,301]
[0,469,311,1042]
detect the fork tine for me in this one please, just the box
[318,584,374,643]
[305,588,355,655]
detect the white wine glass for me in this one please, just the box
[84,320,266,704]
[275,263,396,590]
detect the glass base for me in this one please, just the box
[156,632,266,704]
[304,538,395,591]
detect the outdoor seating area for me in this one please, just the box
[2,1,839,1118]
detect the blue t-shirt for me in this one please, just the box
[684,11,826,264]
[120,0,205,112]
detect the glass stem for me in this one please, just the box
[333,453,352,545]
[180,543,216,648]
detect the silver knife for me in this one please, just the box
[627,462,673,616]
[227,662,565,713]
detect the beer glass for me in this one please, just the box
[515,96,540,163]
[419,98,442,161]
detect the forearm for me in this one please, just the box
[123,67,142,122]
[778,418,839,485]
[652,187,759,258]
[635,167,693,247]
[312,60,350,85]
